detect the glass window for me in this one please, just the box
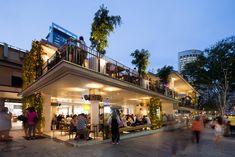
[11,76,23,87]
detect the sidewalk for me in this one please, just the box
[5,122,185,147]
[1,125,235,157]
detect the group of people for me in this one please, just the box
[118,113,151,127]
[18,107,38,139]
[1,105,38,141]
[52,113,91,141]
[0,106,12,141]
[191,115,224,144]
[107,110,151,145]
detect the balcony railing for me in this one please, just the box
[41,39,176,99]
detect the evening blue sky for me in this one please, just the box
[1,0,235,71]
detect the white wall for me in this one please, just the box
[42,94,52,132]
[161,101,174,115]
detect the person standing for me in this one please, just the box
[191,116,202,144]
[214,116,223,144]
[108,111,121,144]
[0,107,12,141]
[23,108,29,137]
[77,36,87,66]
[26,107,38,139]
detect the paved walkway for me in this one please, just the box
[1,127,235,157]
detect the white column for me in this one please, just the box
[90,101,99,126]
[161,101,174,115]
[42,94,51,132]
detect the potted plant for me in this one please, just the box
[131,49,150,88]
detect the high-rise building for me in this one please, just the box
[178,49,203,72]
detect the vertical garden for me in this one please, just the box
[22,41,44,132]
[148,97,162,129]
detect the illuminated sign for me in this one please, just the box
[46,23,77,47]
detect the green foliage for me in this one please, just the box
[22,41,43,88]
[148,97,161,128]
[182,55,209,90]
[22,41,44,132]
[131,49,150,77]
[22,93,43,132]
[182,36,235,114]
[157,65,173,85]
[90,4,122,55]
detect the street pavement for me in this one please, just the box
[1,127,235,157]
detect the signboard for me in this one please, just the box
[51,102,61,106]
[46,23,77,47]
[84,95,103,101]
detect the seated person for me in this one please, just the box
[120,113,127,127]
[126,115,135,126]
[70,115,77,133]
[75,114,89,140]
[143,115,151,125]
[135,118,142,126]
[135,114,143,126]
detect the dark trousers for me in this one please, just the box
[111,128,120,143]
[28,124,36,137]
[193,131,200,143]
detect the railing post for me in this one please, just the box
[66,44,69,61]
[75,47,78,64]
[98,53,100,72]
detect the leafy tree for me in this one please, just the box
[157,65,173,85]
[131,49,150,77]
[182,36,235,115]
[90,5,121,55]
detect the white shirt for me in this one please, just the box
[215,123,223,136]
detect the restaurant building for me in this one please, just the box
[0,42,27,129]
[21,23,198,136]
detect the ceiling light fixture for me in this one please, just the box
[140,96,151,100]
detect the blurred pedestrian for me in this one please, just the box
[26,107,38,139]
[186,116,190,128]
[191,116,202,144]
[0,106,12,141]
[23,108,29,137]
[214,116,223,144]
[108,111,121,144]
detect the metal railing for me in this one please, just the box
[0,42,28,53]
[41,40,176,99]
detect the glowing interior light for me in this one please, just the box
[86,83,104,89]
[103,87,120,91]
[67,87,85,92]
[140,96,151,100]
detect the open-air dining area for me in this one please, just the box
[42,38,176,100]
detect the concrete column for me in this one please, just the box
[90,101,99,125]
[42,94,51,132]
